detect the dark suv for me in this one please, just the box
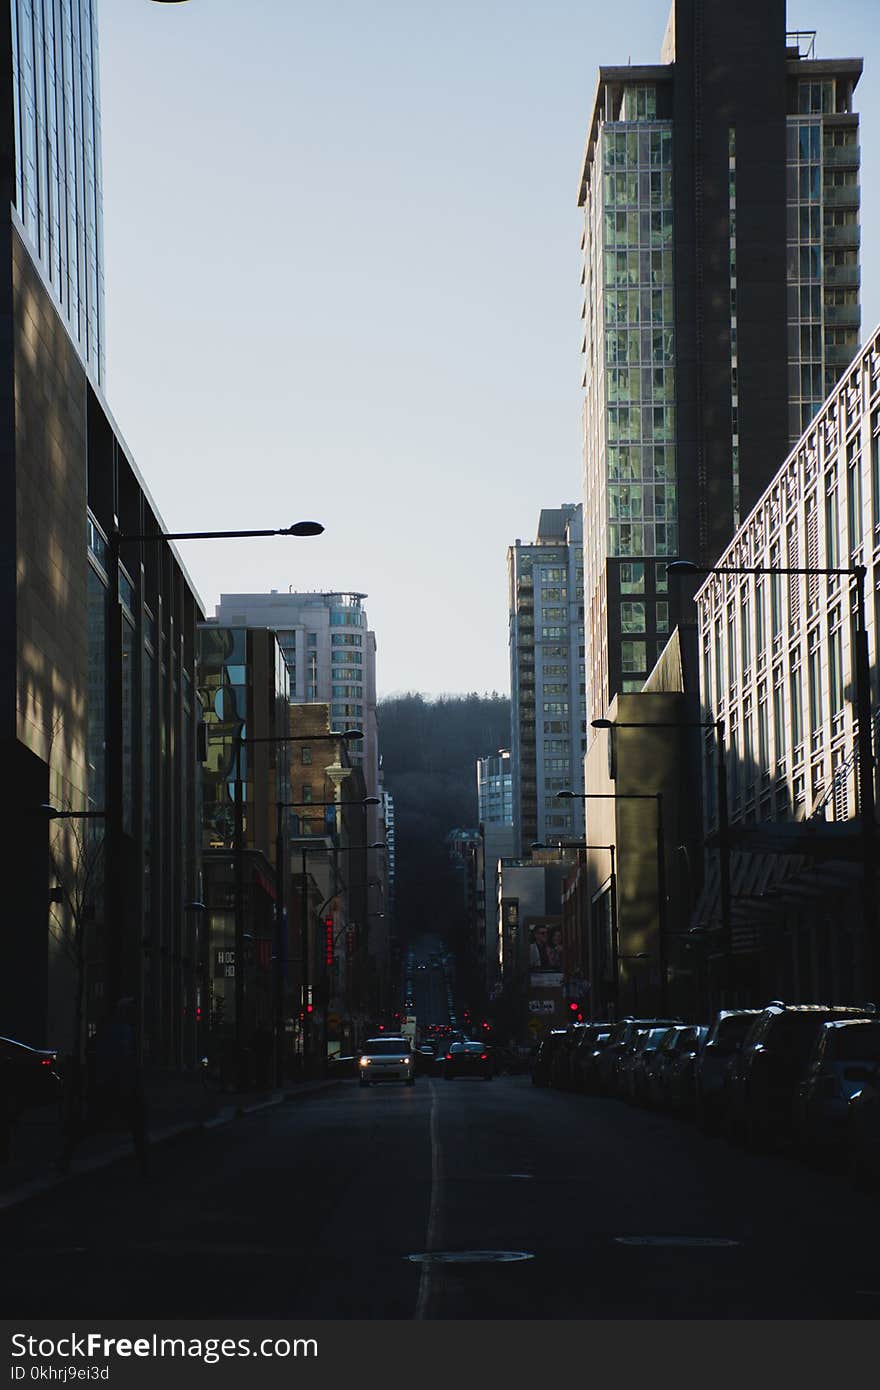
[726,1002,874,1148]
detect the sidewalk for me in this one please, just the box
[0,1069,340,1211]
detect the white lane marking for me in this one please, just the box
[415,1081,442,1320]
[614,1236,741,1248]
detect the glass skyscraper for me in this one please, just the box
[10,0,105,382]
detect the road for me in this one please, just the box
[2,1077,878,1320]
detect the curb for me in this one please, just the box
[0,1079,342,1212]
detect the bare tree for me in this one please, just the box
[46,815,105,1082]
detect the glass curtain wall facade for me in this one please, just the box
[582,85,676,709]
[10,0,105,382]
[786,67,861,440]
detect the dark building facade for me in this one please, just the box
[578,0,862,721]
[2,4,204,1064]
[5,218,205,1061]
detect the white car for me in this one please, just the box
[358,1037,416,1087]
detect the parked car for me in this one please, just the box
[570,1024,614,1093]
[597,1019,683,1097]
[694,1009,762,1132]
[726,1003,874,1148]
[357,1037,416,1087]
[665,1025,709,1116]
[643,1025,693,1109]
[626,1027,674,1104]
[794,1018,880,1161]
[549,1024,590,1090]
[531,1031,568,1087]
[0,1035,62,1162]
[847,1071,880,1187]
[0,1035,62,1112]
[444,1041,494,1080]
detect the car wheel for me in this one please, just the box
[405,1077,415,1087]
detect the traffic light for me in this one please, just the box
[569,1001,579,1014]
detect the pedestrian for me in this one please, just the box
[58,997,149,1177]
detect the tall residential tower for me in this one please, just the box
[508,505,585,855]
[578,0,862,722]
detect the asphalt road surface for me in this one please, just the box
[3,1077,879,1320]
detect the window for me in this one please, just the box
[621,641,646,673]
[829,624,844,716]
[620,562,645,594]
[808,633,822,734]
[656,602,669,632]
[872,411,880,530]
[301,786,313,804]
[621,602,646,633]
[773,678,785,767]
[790,666,803,748]
[825,489,840,568]
[741,596,751,672]
[301,747,312,765]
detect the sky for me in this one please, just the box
[97,0,880,700]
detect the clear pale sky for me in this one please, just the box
[98,0,880,699]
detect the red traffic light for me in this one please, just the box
[569,1001,579,1012]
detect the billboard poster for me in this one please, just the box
[527,921,563,973]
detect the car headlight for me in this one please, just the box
[359,1057,371,1067]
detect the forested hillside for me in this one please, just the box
[377,693,511,946]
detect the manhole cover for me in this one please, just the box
[614,1236,740,1248]
[407,1250,534,1264]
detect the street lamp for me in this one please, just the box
[557,789,668,1012]
[592,714,732,1002]
[278,796,380,1073]
[102,519,323,1026]
[668,556,876,995]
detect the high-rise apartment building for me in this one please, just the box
[214,590,379,803]
[508,506,585,855]
[7,1,105,382]
[577,0,862,721]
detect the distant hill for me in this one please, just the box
[377,692,511,949]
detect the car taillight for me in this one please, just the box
[446,1054,454,1061]
[40,1058,54,1067]
[480,1054,487,1061]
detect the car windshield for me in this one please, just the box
[769,1015,836,1062]
[360,1040,409,1056]
[718,1013,758,1045]
[462,1043,485,1053]
[830,1026,880,1061]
